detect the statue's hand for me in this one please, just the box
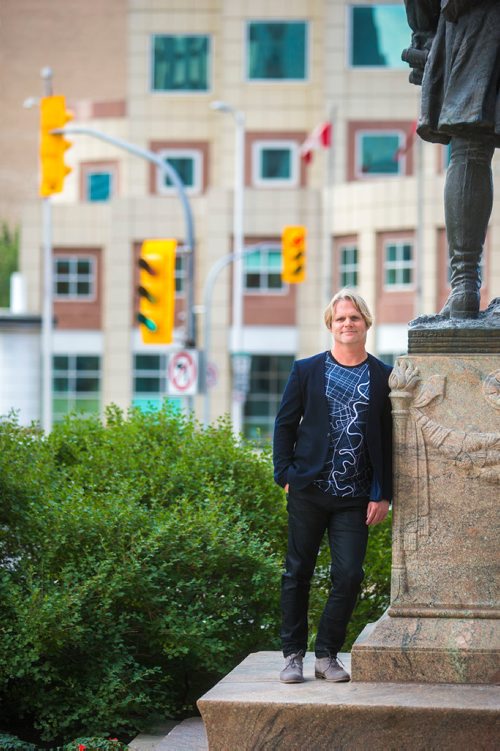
[401,30,433,86]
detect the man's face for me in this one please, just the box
[330,299,368,347]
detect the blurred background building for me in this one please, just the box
[0,0,499,439]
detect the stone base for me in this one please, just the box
[351,611,500,684]
[197,651,500,751]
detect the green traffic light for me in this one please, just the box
[137,313,158,332]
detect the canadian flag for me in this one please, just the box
[299,122,332,164]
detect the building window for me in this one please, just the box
[244,245,283,293]
[53,355,101,422]
[132,354,181,412]
[87,171,113,202]
[244,354,294,442]
[339,245,359,287]
[175,252,187,294]
[152,35,210,91]
[252,141,299,187]
[132,353,167,411]
[356,131,404,176]
[384,241,414,288]
[54,256,95,300]
[349,4,409,69]
[247,21,307,81]
[156,150,202,194]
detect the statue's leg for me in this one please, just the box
[440,136,495,319]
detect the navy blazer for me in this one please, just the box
[273,352,393,501]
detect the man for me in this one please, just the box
[402,0,500,319]
[273,289,392,683]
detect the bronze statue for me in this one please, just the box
[403,0,500,319]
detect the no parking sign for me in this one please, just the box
[167,349,199,396]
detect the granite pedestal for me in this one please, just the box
[351,347,500,684]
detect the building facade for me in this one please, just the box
[5,0,500,438]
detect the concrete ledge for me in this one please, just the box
[197,651,500,751]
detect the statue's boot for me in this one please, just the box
[440,137,495,319]
[439,250,481,319]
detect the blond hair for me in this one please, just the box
[324,288,373,330]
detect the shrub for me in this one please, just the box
[63,738,129,751]
[0,405,391,742]
[0,735,37,751]
[0,407,285,741]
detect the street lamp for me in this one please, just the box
[210,100,246,435]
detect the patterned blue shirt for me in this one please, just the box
[314,352,373,497]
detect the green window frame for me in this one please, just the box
[132,353,181,412]
[52,354,101,423]
[244,354,295,443]
[384,241,414,288]
[244,246,284,293]
[349,4,409,69]
[252,140,299,187]
[175,252,186,294]
[247,21,307,81]
[339,245,359,287]
[54,256,95,300]
[152,34,210,92]
[87,171,112,202]
[356,131,404,177]
[157,149,202,194]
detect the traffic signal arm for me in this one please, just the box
[282,225,307,283]
[138,239,177,344]
[39,95,73,197]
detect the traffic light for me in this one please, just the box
[282,225,307,283]
[137,239,177,344]
[39,95,74,197]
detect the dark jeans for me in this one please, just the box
[281,485,369,658]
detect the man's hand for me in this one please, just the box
[366,500,390,526]
[284,483,289,493]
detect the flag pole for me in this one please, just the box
[322,105,336,348]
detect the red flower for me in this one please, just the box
[78,745,86,751]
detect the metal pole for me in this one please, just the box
[230,111,245,434]
[56,124,196,347]
[202,243,267,426]
[40,67,53,433]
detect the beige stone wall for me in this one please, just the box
[0,0,126,222]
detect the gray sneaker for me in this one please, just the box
[280,651,305,683]
[315,656,350,682]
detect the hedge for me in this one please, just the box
[0,405,390,743]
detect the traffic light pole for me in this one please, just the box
[202,243,268,427]
[53,125,197,349]
[41,67,54,433]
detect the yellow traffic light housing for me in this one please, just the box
[282,225,307,283]
[137,239,177,344]
[39,95,74,197]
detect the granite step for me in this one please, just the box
[197,650,500,751]
[130,718,207,751]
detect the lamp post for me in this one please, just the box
[210,100,246,435]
